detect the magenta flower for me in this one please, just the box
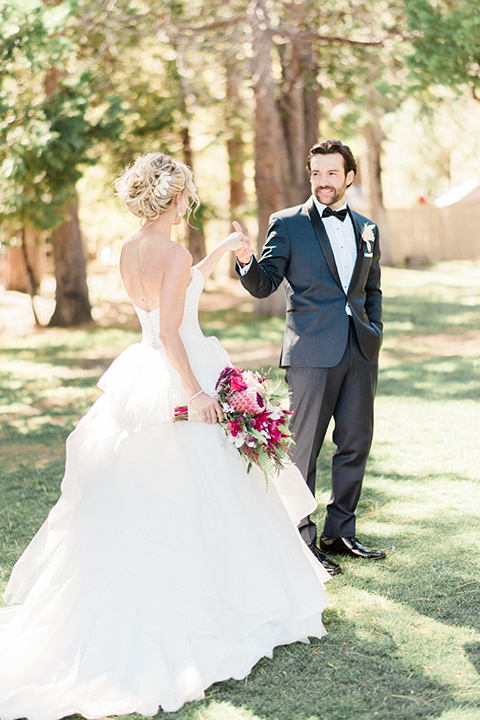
[227,418,242,436]
[229,376,248,392]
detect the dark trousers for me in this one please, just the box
[285,320,378,545]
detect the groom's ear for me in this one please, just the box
[346,169,355,189]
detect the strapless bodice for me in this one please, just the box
[133,268,205,351]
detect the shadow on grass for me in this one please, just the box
[0,343,115,372]
[465,642,480,675]
[199,307,285,345]
[382,292,480,339]
[0,359,102,445]
[378,355,480,400]
[156,630,472,720]
[341,521,480,635]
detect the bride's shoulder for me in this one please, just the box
[162,243,193,276]
[168,242,192,262]
[162,244,193,285]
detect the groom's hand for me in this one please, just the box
[232,221,254,266]
[235,246,254,266]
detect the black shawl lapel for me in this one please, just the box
[305,197,343,290]
[347,208,364,293]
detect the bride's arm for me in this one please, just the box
[194,221,253,281]
[159,250,222,423]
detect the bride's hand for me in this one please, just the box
[220,221,254,260]
[191,392,223,424]
[233,221,254,264]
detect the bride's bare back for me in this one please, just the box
[120,229,192,314]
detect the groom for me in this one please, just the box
[236,139,385,575]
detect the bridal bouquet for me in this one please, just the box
[174,367,293,482]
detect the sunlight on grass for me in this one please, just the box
[193,701,264,719]
[374,397,480,480]
[333,587,479,685]
[435,711,480,720]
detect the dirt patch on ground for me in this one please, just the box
[382,331,480,363]
[1,443,64,471]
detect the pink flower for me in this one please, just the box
[269,425,282,444]
[227,419,242,436]
[256,411,270,426]
[229,376,248,392]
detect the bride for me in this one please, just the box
[0,152,330,720]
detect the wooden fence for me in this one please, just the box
[385,205,480,264]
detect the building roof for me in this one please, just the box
[434,177,480,207]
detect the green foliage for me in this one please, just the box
[314,0,412,138]
[405,0,480,98]
[0,0,229,236]
[0,0,126,231]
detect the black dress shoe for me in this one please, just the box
[308,543,343,575]
[320,535,386,560]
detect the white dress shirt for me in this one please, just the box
[313,196,356,316]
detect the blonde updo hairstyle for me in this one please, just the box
[115,152,199,224]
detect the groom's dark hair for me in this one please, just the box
[306,140,357,180]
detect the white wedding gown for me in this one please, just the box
[0,268,329,720]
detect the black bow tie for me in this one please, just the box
[322,207,347,222]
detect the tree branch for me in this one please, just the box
[169,13,384,47]
[171,17,247,34]
[278,28,384,47]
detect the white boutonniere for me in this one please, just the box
[361,223,375,256]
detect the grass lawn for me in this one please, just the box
[0,261,479,720]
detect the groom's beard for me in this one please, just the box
[313,184,347,207]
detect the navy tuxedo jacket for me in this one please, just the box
[240,197,383,368]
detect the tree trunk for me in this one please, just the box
[181,127,206,264]
[44,66,92,326]
[362,64,393,266]
[280,41,307,206]
[48,191,92,327]
[303,42,321,154]
[250,1,322,315]
[5,229,44,294]
[251,7,289,316]
[225,58,247,277]
[363,122,393,266]
[279,1,318,206]
[20,226,41,326]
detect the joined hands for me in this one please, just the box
[222,221,254,265]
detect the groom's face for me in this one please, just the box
[310,153,354,210]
